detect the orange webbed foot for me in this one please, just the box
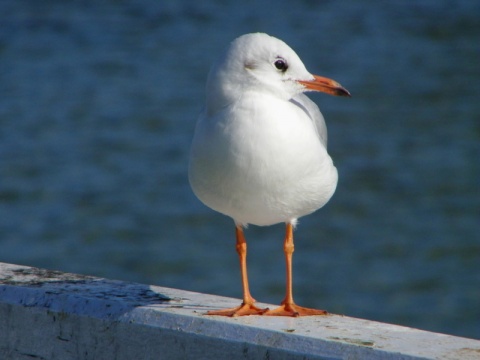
[264,302,327,317]
[206,302,269,317]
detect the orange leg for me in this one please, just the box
[206,225,268,316]
[264,223,328,317]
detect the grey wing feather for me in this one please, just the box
[290,94,328,148]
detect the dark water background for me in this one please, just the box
[1,1,479,339]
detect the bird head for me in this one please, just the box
[206,33,350,112]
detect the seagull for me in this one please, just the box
[189,33,350,317]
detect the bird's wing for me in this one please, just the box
[290,94,328,148]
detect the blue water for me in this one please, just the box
[1,1,479,339]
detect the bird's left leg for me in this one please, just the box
[264,222,328,317]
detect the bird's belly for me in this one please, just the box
[226,160,337,226]
[193,153,337,226]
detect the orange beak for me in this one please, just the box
[298,75,351,97]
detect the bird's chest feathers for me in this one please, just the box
[220,96,322,169]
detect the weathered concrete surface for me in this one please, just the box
[0,262,479,360]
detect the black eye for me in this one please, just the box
[274,58,288,72]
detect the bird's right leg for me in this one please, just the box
[206,225,268,316]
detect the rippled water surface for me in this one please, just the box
[1,1,479,339]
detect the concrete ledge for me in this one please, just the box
[1,262,479,360]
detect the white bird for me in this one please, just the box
[189,33,350,317]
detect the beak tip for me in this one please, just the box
[338,88,351,97]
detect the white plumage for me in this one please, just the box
[189,33,344,226]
